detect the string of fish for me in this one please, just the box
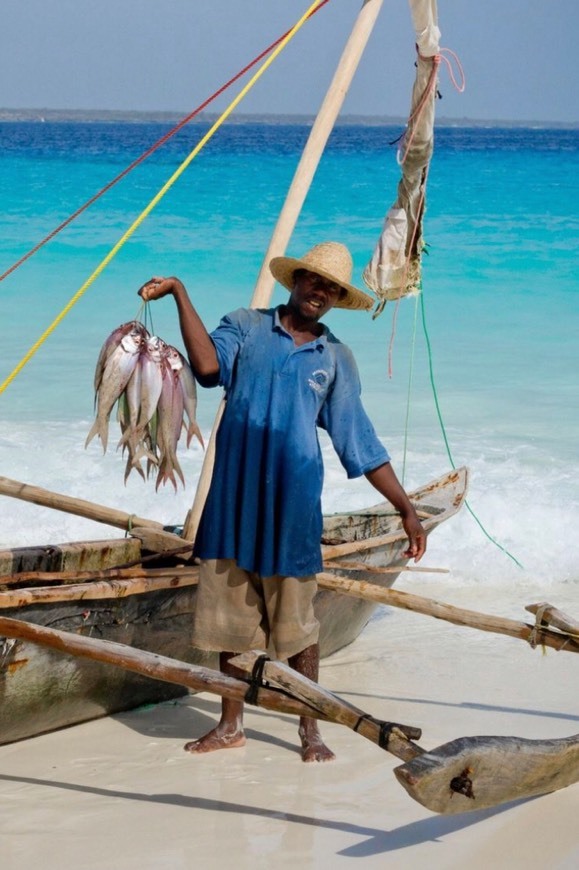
[85,303,204,490]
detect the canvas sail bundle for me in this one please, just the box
[363,0,440,313]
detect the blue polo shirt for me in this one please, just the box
[194,307,390,577]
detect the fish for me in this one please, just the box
[137,337,166,436]
[154,356,186,491]
[119,336,167,483]
[93,321,148,396]
[170,348,204,449]
[86,327,145,453]
[87,321,203,488]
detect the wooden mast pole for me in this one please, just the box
[183,0,384,541]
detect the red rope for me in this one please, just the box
[0,0,331,285]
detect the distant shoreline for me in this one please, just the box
[1,107,577,129]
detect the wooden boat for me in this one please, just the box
[0,466,466,745]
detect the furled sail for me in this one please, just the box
[363,0,440,314]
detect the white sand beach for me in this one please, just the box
[1,578,577,869]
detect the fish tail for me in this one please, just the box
[155,456,178,492]
[85,418,108,453]
[186,422,205,450]
[173,454,186,487]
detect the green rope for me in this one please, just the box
[401,293,421,486]
[418,288,524,569]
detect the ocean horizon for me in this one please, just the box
[1,107,578,129]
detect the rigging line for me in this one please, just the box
[437,47,466,94]
[400,291,421,486]
[0,0,331,286]
[419,289,524,569]
[0,0,327,398]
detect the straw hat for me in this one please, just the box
[269,242,374,311]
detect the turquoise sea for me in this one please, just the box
[0,120,578,587]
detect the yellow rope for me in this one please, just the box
[0,0,324,397]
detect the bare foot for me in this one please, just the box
[299,724,336,763]
[184,727,246,754]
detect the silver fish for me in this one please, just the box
[136,336,166,435]
[154,358,185,491]
[86,328,144,453]
[171,348,204,449]
[93,320,148,396]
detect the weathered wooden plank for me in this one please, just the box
[1,564,193,588]
[394,732,579,814]
[0,537,141,576]
[128,526,192,555]
[0,568,199,608]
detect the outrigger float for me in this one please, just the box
[1,0,578,816]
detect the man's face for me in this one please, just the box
[289,269,344,321]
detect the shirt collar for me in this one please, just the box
[273,305,328,348]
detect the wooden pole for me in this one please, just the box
[249,0,384,308]
[0,474,164,534]
[321,529,407,561]
[316,571,579,654]
[183,0,384,541]
[323,560,449,574]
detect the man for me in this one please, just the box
[139,241,426,762]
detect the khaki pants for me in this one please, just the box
[192,558,319,660]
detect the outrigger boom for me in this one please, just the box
[0,616,577,815]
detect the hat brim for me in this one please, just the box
[269,256,374,311]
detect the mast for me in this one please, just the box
[183,0,384,541]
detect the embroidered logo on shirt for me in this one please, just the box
[308,369,330,394]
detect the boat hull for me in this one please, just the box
[0,468,467,744]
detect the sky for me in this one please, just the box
[1,0,578,124]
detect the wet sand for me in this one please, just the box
[1,580,578,869]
